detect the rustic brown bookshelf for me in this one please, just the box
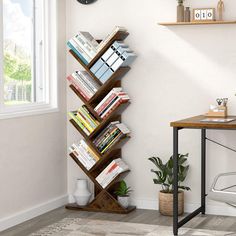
[66,30,136,214]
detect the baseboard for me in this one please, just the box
[131,197,236,217]
[0,195,68,232]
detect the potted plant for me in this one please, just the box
[148,153,190,216]
[114,180,132,208]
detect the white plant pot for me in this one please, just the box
[118,196,129,208]
[73,179,91,206]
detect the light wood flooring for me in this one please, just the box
[1,207,236,236]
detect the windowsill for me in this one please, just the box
[0,105,59,120]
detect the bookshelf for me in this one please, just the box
[66,29,136,214]
[158,20,236,26]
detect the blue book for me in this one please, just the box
[67,41,89,65]
[90,58,104,74]
[100,68,114,84]
[95,63,109,79]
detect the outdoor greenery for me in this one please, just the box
[114,180,132,197]
[148,153,190,193]
[4,52,31,82]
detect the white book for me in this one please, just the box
[76,71,98,93]
[94,88,123,111]
[73,36,97,58]
[97,26,128,52]
[101,165,120,188]
[80,140,98,163]
[76,31,99,51]
[78,71,100,89]
[96,160,116,183]
[116,123,131,135]
[70,144,93,170]
[69,39,92,62]
[72,73,95,97]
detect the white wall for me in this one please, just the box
[0,0,67,231]
[66,0,236,216]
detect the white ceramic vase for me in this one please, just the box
[118,196,129,208]
[74,179,91,206]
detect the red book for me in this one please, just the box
[67,75,90,101]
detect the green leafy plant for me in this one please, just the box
[148,153,190,193]
[114,180,132,197]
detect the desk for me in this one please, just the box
[170,115,236,235]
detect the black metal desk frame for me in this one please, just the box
[173,127,206,235]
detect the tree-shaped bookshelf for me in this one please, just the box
[66,29,136,214]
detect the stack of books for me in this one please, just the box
[67,26,128,66]
[67,31,99,65]
[67,71,100,101]
[91,40,136,84]
[96,158,129,188]
[69,139,100,170]
[93,121,130,154]
[95,88,130,119]
[68,106,100,136]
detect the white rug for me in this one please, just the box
[30,218,236,236]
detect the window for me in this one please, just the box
[0,0,57,118]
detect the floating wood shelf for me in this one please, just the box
[66,29,135,214]
[158,20,236,26]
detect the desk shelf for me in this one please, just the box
[158,21,236,26]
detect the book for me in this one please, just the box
[67,40,91,65]
[68,111,90,136]
[78,71,100,90]
[96,158,129,188]
[96,26,128,53]
[67,75,90,101]
[94,87,123,112]
[76,31,99,51]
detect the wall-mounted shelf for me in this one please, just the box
[158,20,236,26]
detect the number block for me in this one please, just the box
[193,8,215,22]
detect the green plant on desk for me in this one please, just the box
[148,153,190,193]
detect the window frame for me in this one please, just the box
[0,0,58,119]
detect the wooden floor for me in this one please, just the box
[1,207,236,236]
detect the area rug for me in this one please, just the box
[30,218,236,236]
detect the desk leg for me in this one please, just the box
[201,129,206,214]
[173,127,179,236]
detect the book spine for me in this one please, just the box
[78,71,100,90]
[94,88,122,112]
[99,163,118,187]
[78,145,96,167]
[101,132,123,154]
[101,166,121,188]
[67,75,91,101]
[76,112,94,133]
[82,105,100,126]
[102,99,123,120]
[100,97,121,118]
[96,93,117,115]
[97,128,120,151]
[76,71,98,93]
[68,112,90,135]
[72,73,95,97]
[78,108,98,130]
[73,36,97,58]
[80,140,99,162]
[67,41,90,65]
[96,161,116,184]
[77,110,96,130]
[76,32,98,52]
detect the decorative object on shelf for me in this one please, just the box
[184,7,191,22]
[73,179,92,206]
[193,8,216,22]
[66,27,136,214]
[115,180,132,209]
[177,0,185,22]
[217,0,225,21]
[206,98,228,118]
[77,0,96,4]
[148,153,190,216]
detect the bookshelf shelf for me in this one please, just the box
[158,20,236,26]
[66,29,136,214]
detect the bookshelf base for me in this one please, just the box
[65,203,136,214]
